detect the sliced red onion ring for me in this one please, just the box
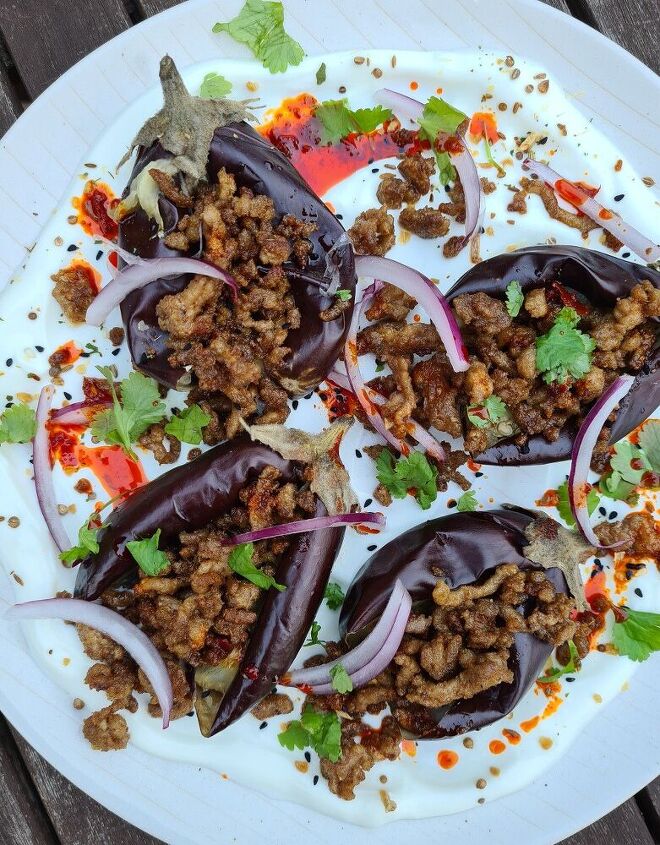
[522,159,660,264]
[354,255,469,372]
[569,375,635,548]
[376,88,483,250]
[284,579,411,691]
[227,511,385,546]
[4,598,173,728]
[34,386,71,553]
[86,257,238,327]
[50,399,111,426]
[328,368,445,462]
[344,287,411,456]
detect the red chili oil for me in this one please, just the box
[257,94,415,196]
[536,489,559,507]
[72,180,119,240]
[50,340,82,367]
[321,381,360,422]
[60,259,102,295]
[547,281,590,316]
[469,112,499,143]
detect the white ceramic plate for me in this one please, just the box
[0,1,657,843]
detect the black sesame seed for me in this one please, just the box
[613,194,624,202]
[318,392,327,402]
[371,167,379,173]
[187,711,194,717]
[475,471,483,478]
[594,558,601,566]
[304,392,313,400]
[313,775,319,785]
[634,588,643,598]
[364,498,373,507]
[336,214,343,220]
[565,676,575,683]
[67,244,77,252]
[608,511,617,520]
[96,249,103,261]
[621,251,631,258]
[5,358,12,367]
[292,400,299,410]
[259,721,267,730]
[111,348,120,356]
[368,158,374,165]
[304,751,311,763]
[538,136,548,144]
[598,506,607,516]
[367,544,377,552]
[355,449,362,458]
[520,443,530,455]
[64,391,72,400]
[35,345,44,353]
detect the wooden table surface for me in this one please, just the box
[0,0,657,842]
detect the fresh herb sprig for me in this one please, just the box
[278,705,342,762]
[612,608,660,662]
[376,449,438,510]
[315,100,392,143]
[0,403,36,444]
[538,640,580,683]
[535,307,595,384]
[228,542,286,592]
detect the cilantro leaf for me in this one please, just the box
[228,542,286,591]
[417,95,467,142]
[304,620,326,648]
[315,99,392,143]
[329,663,353,694]
[638,420,660,472]
[278,706,342,762]
[126,529,170,577]
[316,62,326,85]
[467,395,508,429]
[456,490,478,512]
[610,440,651,485]
[213,0,304,74]
[324,582,345,611]
[199,72,233,99]
[92,367,166,459]
[612,608,660,662]
[59,521,101,566]
[164,405,211,445]
[0,403,37,444]
[599,470,639,503]
[335,289,352,302]
[535,307,595,384]
[375,449,438,510]
[505,280,524,317]
[556,480,599,527]
[433,150,456,186]
[277,720,310,752]
[538,640,580,683]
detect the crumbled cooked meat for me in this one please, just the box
[512,177,598,237]
[153,167,316,433]
[51,265,97,323]
[320,716,401,800]
[398,206,449,239]
[595,511,659,559]
[411,355,463,438]
[358,321,440,358]
[77,624,126,663]
[137,661,193,720]
[109,327,125,346]
[453,291,512,335]
[139,422,181,465]
[365,284,416,322]
[397,154,435,195]
[348,207,395,255]
[149,168,193,208]
[376,174,418,209]
[524,287,548,318]
[82,706,129,751]
[251,693,293,720]
[85,661,137,709]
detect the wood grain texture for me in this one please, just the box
[0,61,21,137]
[560,794,656,845]
[135,0,182,15]
[540,0,573,13]
[0,716,57,845]
[637,777,660,839]
[0,0,131,98]
[10,727,163,845]
[579,0,659,73]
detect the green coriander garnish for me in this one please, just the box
[164,404,211,445]
[612,608,660,662]
[375,449,438,510]
[227,542,286,591]
[329,663,353,694]
[278,705,342,762]
[535,307,595,384]
[456,489,478,512]
[505,280,523,317]
[0,403,37,444]
[199,72,233,99]
[126,529,170,577]
[324,582,345,611]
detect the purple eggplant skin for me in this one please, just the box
[208,498,344,735]
[119,123,356,393]
[74,435,297,601]
[339,510,567,740]
[445,245,660,466]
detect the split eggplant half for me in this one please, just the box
[445,245,659,465]
[339,509,569,739]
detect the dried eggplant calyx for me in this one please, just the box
[117,55,256,196]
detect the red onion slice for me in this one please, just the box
[34,386,71,553]
[354,255,469,372]
[284,580,409,688]
[569,375,635,548]
[309,593,412,695]
[376,88,483,251]
[522,159,660,264]
[4,598,173,728]
[86,257,238,327]
[51,399,111,426]
[328,368,445,463]
[227,511,385,545]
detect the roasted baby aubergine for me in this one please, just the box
[74,436,344,734]
[446,245,660,465]
[339,509,568,739]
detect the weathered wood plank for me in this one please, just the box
[577,0,659,73]
[135,0,182,15]
[0,61,21,137]
[0,716,57,845]
[637,778,660,839]
[560,795,655,845]
[541,0,573,14]
[0,0,131,98]
[11,727,164,845]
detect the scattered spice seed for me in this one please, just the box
[304,751,311,763]
[512,101,522,114]
[490,766,500,776]
[246,81,258,92]
[478,797,485,804]
[354,56,365,64]
[463,737,474,749]
[313,775,319,785]
[476,778,487,789]
[364,498,373,507]
[67,244,77,252]
[539,737,553,749]
[593,693,603,704]
[391,55,397,68]
[379,774,388,784]
[537,80,550,94]
[634,588,643,598]
[505,55,514,67]
[498,102,507,111]
[613,193,624,201]
[534,72,547,79]
[28,312,37,320]
[8,517,20,528]
[372,68,383,79]
[338,85,346,94]
[259,721,267,730]
[11,572,24,586]
[525,84,534,94]
[642,176,655,186]
[511,68,520,80]
[355,448,362,458]
[367,544,377,552]
[73,698,85,710]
